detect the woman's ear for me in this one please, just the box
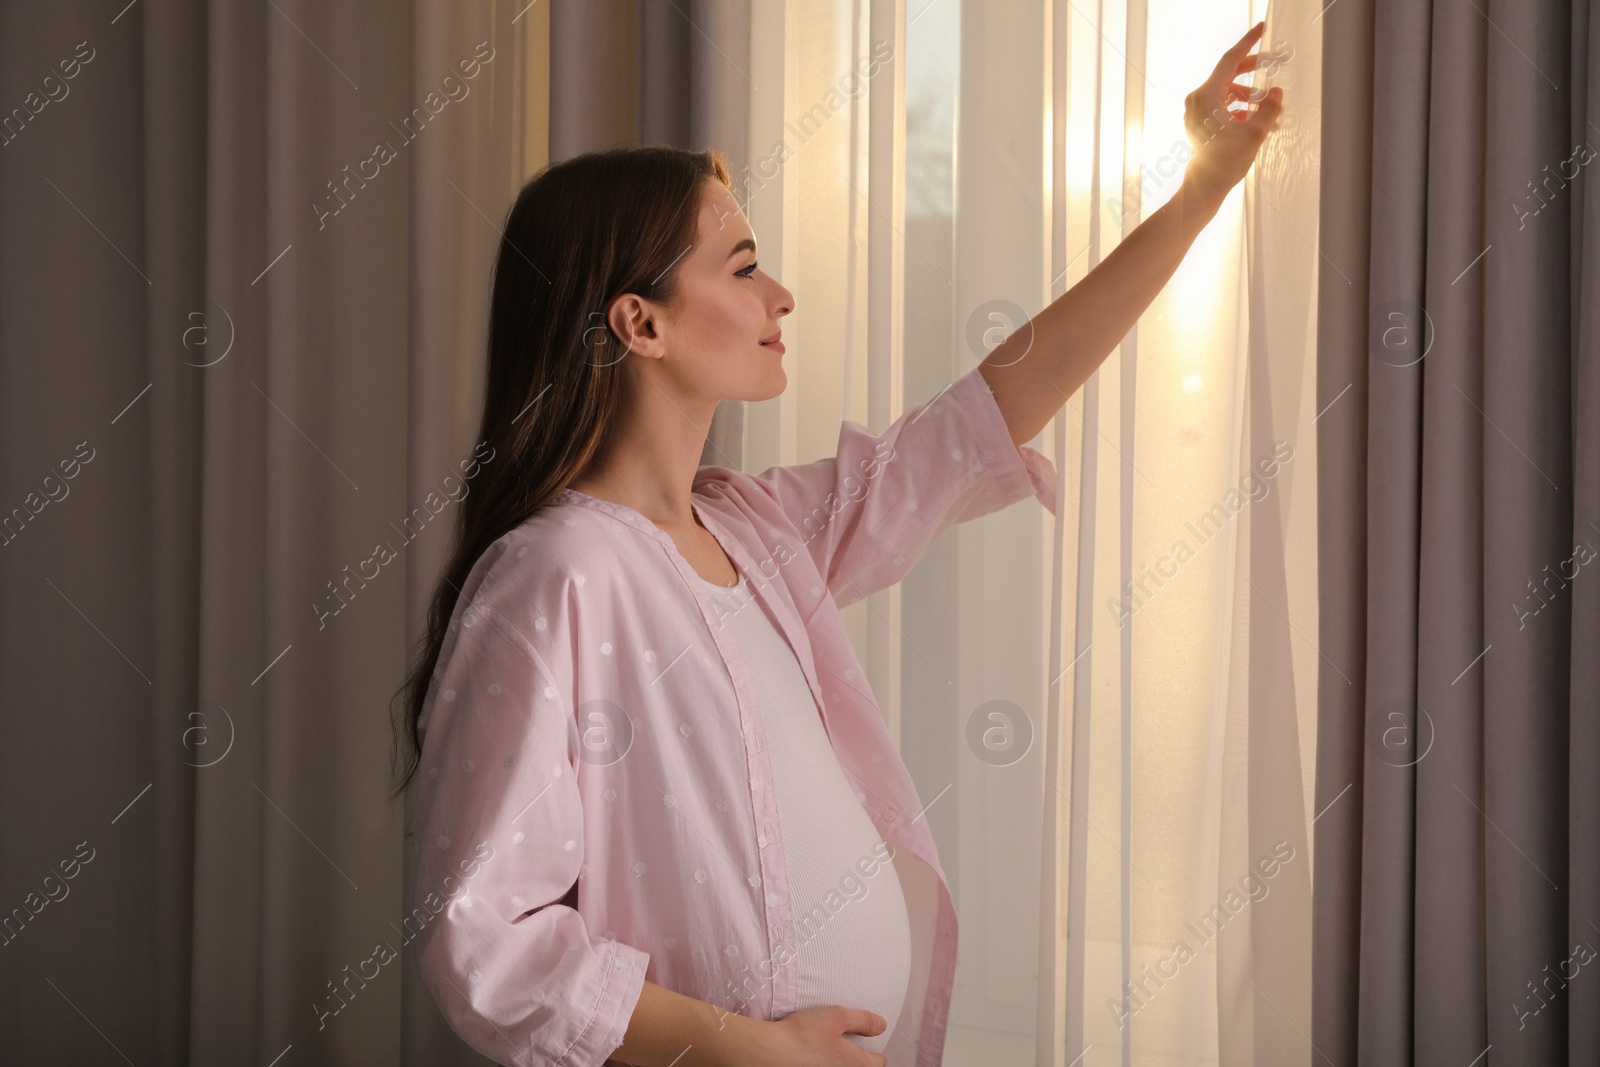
[606,292,668,363]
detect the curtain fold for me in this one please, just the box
[1236,1,1323,1062]
[1315,0,1600,1062]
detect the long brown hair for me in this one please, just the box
[388,144,733,800]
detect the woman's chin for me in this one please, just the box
[735,364,786,402]
[713,359,786,403]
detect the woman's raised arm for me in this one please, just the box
[979,20,1285,446]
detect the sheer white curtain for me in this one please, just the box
[736,0,1322,1062]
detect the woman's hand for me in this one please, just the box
[1180,21,1286,211]
[746,1005,891,1067]
[615,985,887,1067]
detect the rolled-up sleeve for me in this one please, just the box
[744,364,1057,608]
[410,584,648,1066]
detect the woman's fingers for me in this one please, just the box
[1246,87,1284,132]
[1212,21,1266,79]
[1233,51,1266,77]
[1230,20,1267,53]
[843,1008,887,1036]
[1191,84,1281,148]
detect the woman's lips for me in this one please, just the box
[759,340,785,354]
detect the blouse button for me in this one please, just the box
[757,833,767,848]
[883,810,896,822]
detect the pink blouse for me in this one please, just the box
[409,364,1058,1066]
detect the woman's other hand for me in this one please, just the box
[753,1005,891,1067]
[1180,20,1286,211]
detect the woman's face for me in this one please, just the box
[612,178,795,404]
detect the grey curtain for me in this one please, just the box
[0,0,744,1062]
[1315,0,1600,1062]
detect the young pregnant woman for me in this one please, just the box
[390,23,1280,1067]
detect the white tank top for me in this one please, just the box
[700,571,912,1053]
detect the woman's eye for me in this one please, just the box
[735,261,758,278]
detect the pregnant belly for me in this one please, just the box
[788,830,913,1054]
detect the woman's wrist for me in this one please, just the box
[702,1006,774,1067]
[1172,169,1230,231]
